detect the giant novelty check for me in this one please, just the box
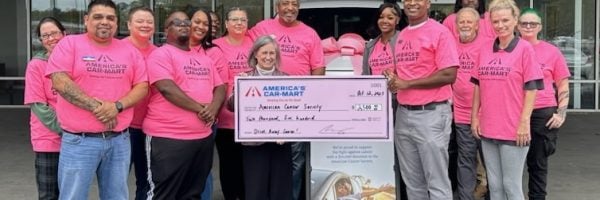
[234,76,393,142]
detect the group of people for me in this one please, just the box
[24,0,568,200]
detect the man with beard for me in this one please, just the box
[443,0,495,40]
[46,0,148,199]
[249,1,325,199]
[383,0,458,199]
[452,7,492,200]
[143,11,226,200]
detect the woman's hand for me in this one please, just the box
[546,113,565,129]
[516,120,531,147]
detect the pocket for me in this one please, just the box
[61,132,82,145]
[544,136,557,156]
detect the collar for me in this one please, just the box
[407,19,428,30]
[493,35,519,53]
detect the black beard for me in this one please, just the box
[177,35,189,44]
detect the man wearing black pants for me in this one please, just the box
[143,11,226,199]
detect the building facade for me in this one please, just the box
[1,0,598,110]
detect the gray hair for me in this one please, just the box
[455,7,480,25]
[247,36,281,69]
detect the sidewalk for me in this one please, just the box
[0,108,598,199]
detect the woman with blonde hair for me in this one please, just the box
[471,0,544,199]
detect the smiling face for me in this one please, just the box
[128,10,155,41]
[490,8,517,39]
[378,7,400,35]
[277,0,300,26]
[225,10,248,36]
[39,22,64,53]
[210,12,221,38]
[255,42,277,70]
[457,10,479,42]
[190,10,210,43]
[517,13,542,40]
[84,5,117,44]
[403,0,430,24]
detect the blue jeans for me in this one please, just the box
[201,126,217,200]
[58,131,131,200]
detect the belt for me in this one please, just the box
[64,129,127,139]
[399,100,448,111]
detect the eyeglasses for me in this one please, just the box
[168,19,192,27]
[40,31,62,40]
[228,17,248,23]
[519,21,540,28]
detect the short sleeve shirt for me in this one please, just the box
[46,34,147,133]
[25,57,61,152]
[143,44,223,140]
[532,41,570,109]
[249,19,325,75]
[394,19,459,105]
[213,36,254,129]
[471,37,543,141]
[453,36,492,124]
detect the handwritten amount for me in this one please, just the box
[247,115,316,122]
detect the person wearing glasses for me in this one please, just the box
[470,0,544,199]
[24,16,66,200]
[46,0,148,199]
[122,6,157,200]
[211,7,253,200]
[143,11,226,199]
[518,7,570,200]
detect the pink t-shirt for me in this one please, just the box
[191,45,229,83]
[472,38,543,141]
[532,41,570,109]
[46,34,147,133]
[368,40,395,76]
[442,12,496,41]
[453,36,492,124]
[24,57,61,152]
[143,44,224,140]
[213,36,254,129]
[123,38,157,129]
[394,19,459,105]
[249,19,325,75]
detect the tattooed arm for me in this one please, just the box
[51,72,101,112]
[546,78,569,129]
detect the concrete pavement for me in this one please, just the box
[0,108,599,199]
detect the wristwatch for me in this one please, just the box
[115,101,124,113]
